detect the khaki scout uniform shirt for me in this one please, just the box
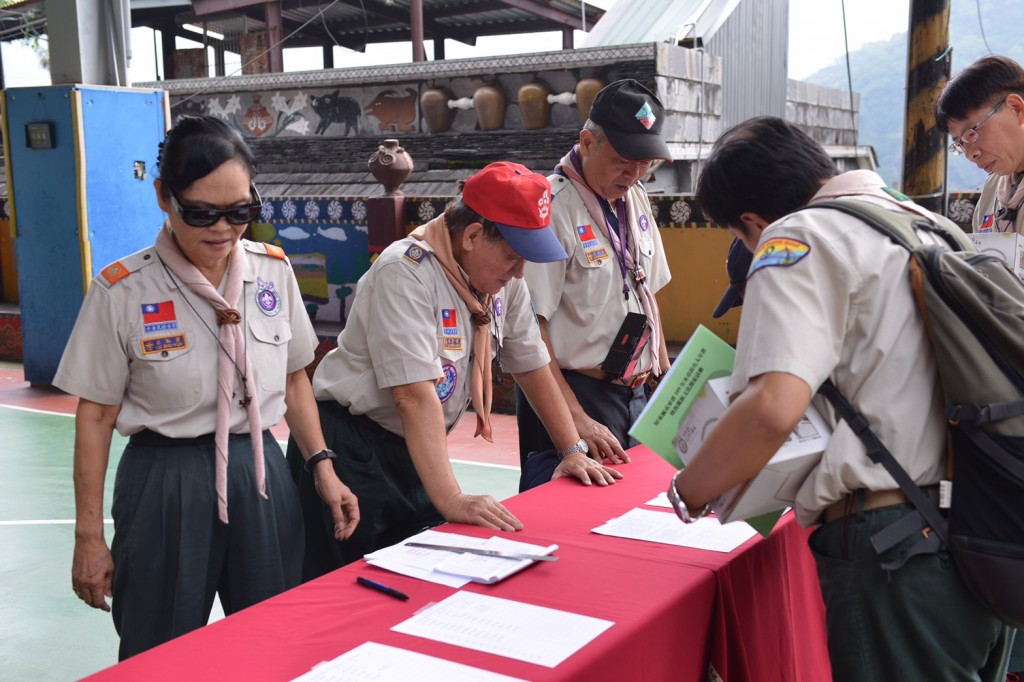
[730,170,947,525]
[313,235,549,437]
[54,240,317,438]
[972,173,1024,233]
[524,177,670,373]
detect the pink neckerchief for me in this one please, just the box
[155,222,266,523]
[409,215,494,441]
[555,145,663,376]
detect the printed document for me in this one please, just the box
[291,641,527,681]
[592,507,758,553]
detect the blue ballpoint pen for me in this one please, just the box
[356,576,410,601]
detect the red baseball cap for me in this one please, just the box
[462,162,567,263]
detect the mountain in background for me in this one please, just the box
[802,0,1023,191]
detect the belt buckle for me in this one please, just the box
[628,371,651,389]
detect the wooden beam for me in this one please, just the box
[264,0,284,72]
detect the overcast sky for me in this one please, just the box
[2,0,910,87]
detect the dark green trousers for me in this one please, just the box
[809,503,1013,681]
[111,431,302,660]
[286,400,444,581]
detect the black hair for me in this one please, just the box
[697,117,838,228]
[444,193,503,242]
[935,55,1024,133]
[156,115,257,199]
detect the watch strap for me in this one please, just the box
[304,448,337,473]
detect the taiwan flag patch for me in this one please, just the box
[442,308,458,334]
[141,301,178,332]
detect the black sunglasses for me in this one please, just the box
[169,185,263,228]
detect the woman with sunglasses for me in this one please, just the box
[936,55,1024,234]
[53,115,359,660]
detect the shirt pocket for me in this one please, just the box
[572,235,613,270]
[128,329,202,410]
[249,317,292,393]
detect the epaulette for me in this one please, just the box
[547,173,571,198]
[402,240,429,266]
[96,247,156,288]
[243,240,287,260]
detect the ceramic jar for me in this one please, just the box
[368,139,413,196]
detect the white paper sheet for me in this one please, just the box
[292,641,527,681]
[364,529,557,586]
[645,492,672,508]
[391,591,614,668]
[591,507,757,552]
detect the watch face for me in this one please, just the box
[578,438,589,454]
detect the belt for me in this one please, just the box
[823,486,940,524]
[573,367,651,389]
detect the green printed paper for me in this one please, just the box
[629,324,735,469]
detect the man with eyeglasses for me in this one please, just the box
[516,79,673,474]
[936,55,1024,236]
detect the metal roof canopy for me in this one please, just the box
[0,0,606,57]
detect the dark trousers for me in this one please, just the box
[286,400,444,581]
[809,503,1013,681]
[111,431,302,660]
[515,369,646,467]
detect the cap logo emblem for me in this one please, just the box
[537,193,550,221]
[635,101,656,130]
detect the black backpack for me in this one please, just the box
[802,198,1024,628]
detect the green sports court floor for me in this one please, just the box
[0,361,521,680]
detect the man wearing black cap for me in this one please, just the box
[289,162,621,579]
[517,79,673,466]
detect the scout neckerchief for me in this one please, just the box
[994,172,1024,232]
[409,215,494,442]
[155,222,266,524]
[555,145,664,376]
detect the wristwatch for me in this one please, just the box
[668,469,710,524]
[556,438,589,460]
[304,448,337,473]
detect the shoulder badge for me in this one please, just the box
[750,238,811,275]
[101,261,132,286]
[262,243,287,260]
[242,240,287,260]
[404,242,427,265]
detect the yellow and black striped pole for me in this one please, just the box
[902,0,951,214]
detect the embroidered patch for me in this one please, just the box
[538,192,550,221]
[404,244,426,265]
[101,261,131,285]
[441,308,460,336]
[256,277,282,316]
[635,101,656,129]
[442,336,463,352]
[494,297,503,318]
[576,224,609,263]
[435,363,458,403]
[978,213,994,232]
[141,301,178,333]
[140,334,188,354]
[750,238,811,273]
[639,214,650,232]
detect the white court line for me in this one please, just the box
[0,519,113,525]
[0,403,75,417]
[450,459,519,471]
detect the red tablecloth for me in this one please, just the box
[84,447,830,682]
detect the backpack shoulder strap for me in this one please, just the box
[798,198,974,252]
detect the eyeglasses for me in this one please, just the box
[948,100,1004,156]
[170,185,263,227]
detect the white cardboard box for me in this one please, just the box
[673,376,831,524]
[969,232,1024,279]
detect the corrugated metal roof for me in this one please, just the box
[582,0,741,47]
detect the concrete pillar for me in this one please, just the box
[46,0,130,86]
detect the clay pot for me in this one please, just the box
[368,139,413,196]
[518,82,551,130]
[472,84,506,131]
[575,78,606,123]
[420,87,453,133]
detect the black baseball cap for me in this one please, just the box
[712,238,753,319]
[588,79,672,161]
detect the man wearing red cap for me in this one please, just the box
[288,162,620,579]
[518,79,673,467]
